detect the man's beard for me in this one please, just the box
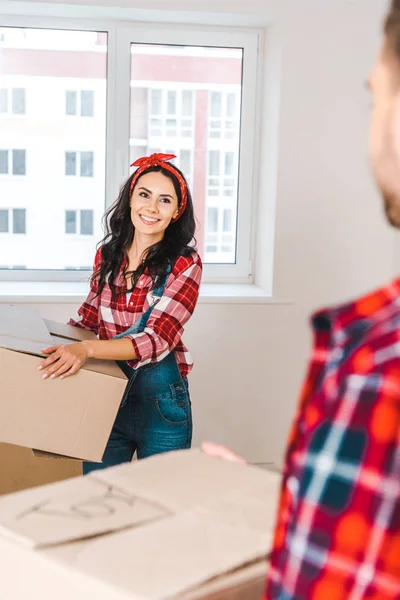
[383,189,400,227]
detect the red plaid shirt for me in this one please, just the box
[68,248,202,377]
[264,279,400,599]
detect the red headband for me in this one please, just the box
[129,153,188,222]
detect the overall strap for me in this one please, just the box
[115,264,173,404]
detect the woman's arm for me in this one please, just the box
[38,337,137,379]
[40,252,202,379]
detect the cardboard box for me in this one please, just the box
[0,305,127,462]
[0,449,280,600]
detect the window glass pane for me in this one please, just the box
[130,144,146,166]
[81,90,94,117]
[179,150,191,177]
[223,208,232,232]
[0,150,8,174]
[167,91,176,115]
[211,91,222,118]
[225,152,235,176]
[13,208,26,233]
[150,89,162,115]
[12,88,25,114]
[65,151,76,176]
[0,209,9,232]
[130,87,147,138]
[80,209,93,235]
[130,43,243,264]
[182,90,193,117]
[207,207,218,233]
[65,210,76,234]
[226,92,236,118]
[66,91,77,115]
[80,151,94,177]
[0,89,7,113]
[12,150,26,175]
[209,151,220,176]
[0,27,107,269]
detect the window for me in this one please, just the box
[0,22,259,282]
[80,152,94,177]
[205,205,235,261]
[65,90,94,117]
[0,149,26,175]
[65,151,94,177]
[0,210,8,232]
[65,209,94,235]
[0,209,26,234]
[148,88,194,139]
[12,88,25,114]
[0,88,26,115]
[209,91,240,140]
[13,208,26,233]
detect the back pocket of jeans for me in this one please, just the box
[155,382,189,425]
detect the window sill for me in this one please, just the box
[0,281,292,305]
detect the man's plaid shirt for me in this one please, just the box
[264,279,400,599]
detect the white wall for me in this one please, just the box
[5,0,396,465]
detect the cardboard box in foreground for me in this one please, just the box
[0,305,127,462]
[0,449,281,600]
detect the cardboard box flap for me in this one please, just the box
[45,510,270,600]
[0,475,170,549]
[0,305,54,356]
[92,449,280,512]
[44,320,98,343]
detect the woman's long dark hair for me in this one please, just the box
[92,163,196,297]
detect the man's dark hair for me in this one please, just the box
[385,1,400,59]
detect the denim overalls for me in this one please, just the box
[82,273,193,475]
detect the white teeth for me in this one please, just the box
[140,215,158,223]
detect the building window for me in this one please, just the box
[209,91,240,140]
[207,150,237,198]
[148,88,194,139]
[0,88,26,115]
[65,209,94,235]
[13,208,26,233]
[205,205,235,261]
[0,209,9,232]
[0,209,26,234]
[0,149,26,175]
[65,151,94,177]
[66,90,94,117]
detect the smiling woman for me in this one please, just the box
[38,153,202,474]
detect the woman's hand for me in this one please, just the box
[38,342,91,380]
[201,441,248,464]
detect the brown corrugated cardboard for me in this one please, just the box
[0,305,127,462]
[0,443,81,496]
[0,449,280,600]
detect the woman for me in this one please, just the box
[38,153,202,474]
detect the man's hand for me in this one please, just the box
[201,441,248,464]
[38,342,91,380]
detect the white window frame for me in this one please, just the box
[0,13,262,285]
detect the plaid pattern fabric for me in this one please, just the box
[264,279,400,599]
[68,248,202,377]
